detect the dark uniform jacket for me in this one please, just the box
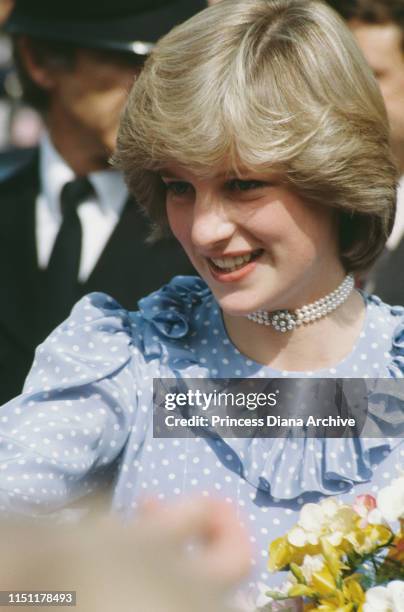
[367,240,404,307]
[0,151,194,403]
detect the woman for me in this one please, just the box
[0,0,402,601]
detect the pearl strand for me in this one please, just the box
[246,274,354,333]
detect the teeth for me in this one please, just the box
[211,253,253,270]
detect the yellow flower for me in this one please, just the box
[268,536,294,572]
[342,576,365,605]
[288,583,317,598]
[311,566,337,596]
[320,538,348,580]
[316,604,354,611]
[266,485,403,612]
[345,523,392,555]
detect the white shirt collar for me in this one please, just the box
[39,133,128,217]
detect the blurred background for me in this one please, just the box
[0,0,42,159]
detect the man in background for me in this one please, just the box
[0,0,204,403]
[328,0,404,304]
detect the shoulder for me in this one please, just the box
[24,292,137,393]
[364,292,404,330]
[363,293,404,376]
[60,292,138,355]
[136,275,211,339]
[30,277,211,382]
[52,276,210,347]
[0,147,38,197]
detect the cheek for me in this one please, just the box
[65,84,127,132]
[166,203,192,249]
[89,91,128,129]
[244,205,300,249]
[251,201,337,259]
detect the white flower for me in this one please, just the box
[363,581,404,612]
[233,583,275,612]
[287,499,356,547]
[367,507,385,525]
[377,477,404,523]
[300,554,325,582]
[277,574,298,596]
[233,588,260,612]
[253,575,298,610]
[255,582,274,609]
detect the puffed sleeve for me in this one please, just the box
[388,312,404,378]
[0,293,137,516]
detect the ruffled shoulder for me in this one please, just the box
[386,303,404,378]
[23,292,135,394]
[138,275,210,337]
[136,276,210,360]
[360,293,404,377]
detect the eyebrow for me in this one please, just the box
[159,169,180,179]
[158,169,246,180]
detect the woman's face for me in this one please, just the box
[162,164,344,315]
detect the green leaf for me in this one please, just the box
[264,590,290,601]
[290,562,306,584]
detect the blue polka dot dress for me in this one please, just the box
[0,276,403,599]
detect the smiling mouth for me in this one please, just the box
[208,249,264,273]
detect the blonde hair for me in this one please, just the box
[114,0,398,273]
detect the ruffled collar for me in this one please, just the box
[135,277,404,501]
[208,436,402,501]
[186,377,403,499]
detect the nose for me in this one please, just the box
[191,193,235,251]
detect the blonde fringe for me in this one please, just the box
[114,0,398,271]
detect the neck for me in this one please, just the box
[223,290,366,372]
[46,110,111,176]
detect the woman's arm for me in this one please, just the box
[0,293,137,516]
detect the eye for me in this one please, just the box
[226,179,267,192]
[164,181,193,196]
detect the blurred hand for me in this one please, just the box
[135,497,252,591]
[0,497,251,612]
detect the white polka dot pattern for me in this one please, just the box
[0,278,402,592]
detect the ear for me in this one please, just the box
[16,35,56,91]
[0,0,13,24]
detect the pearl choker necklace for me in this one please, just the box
[247,274,354,332]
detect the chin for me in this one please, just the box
[214,294,265,317]
[213,283,294,316]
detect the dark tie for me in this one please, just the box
[43,176,94,328]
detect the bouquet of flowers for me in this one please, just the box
[264,476,404,611]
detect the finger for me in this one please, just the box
[190,499,252,587]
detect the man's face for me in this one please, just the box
[48,48,142,168]
[350,20,404,166]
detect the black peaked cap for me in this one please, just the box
[5,0,206,54]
